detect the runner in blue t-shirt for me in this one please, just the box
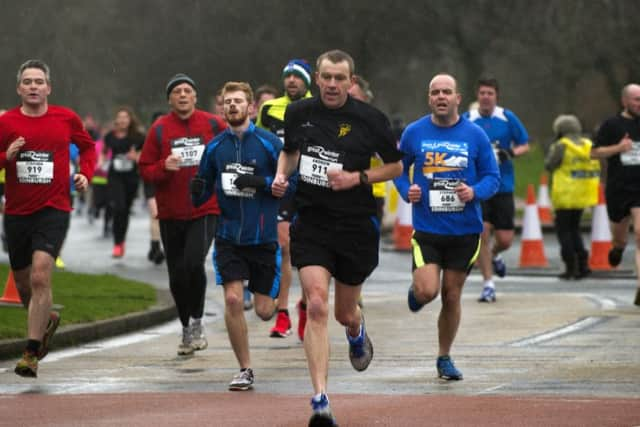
[464,77,529,303]
[394,74,499,381]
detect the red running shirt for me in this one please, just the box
[0,106,96,215]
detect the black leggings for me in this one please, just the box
[160,215,217,327]
[108,172,139,245]
[554,209,586,261]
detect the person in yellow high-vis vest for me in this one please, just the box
[545,115,599,279]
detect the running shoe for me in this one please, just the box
[15,351,38,378]
[634,288,640,306]
[437,355,463,380]
[297,300,307,342]
[478,286,496,303]
[270,310,292,338]
[492,255,507,278]
[112,243,125,258]
[608,247,624,267]
[190,323,208,351]
[309,393,338,427]
[407,284,425,312]
[243,286,253,311]
[177,327,194,356]
[229,368,254,391]
[37,311,61,360]
[346,313,373,372]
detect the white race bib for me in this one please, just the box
[428,178,465,212]
[620,141,640,166]
[299,144,345,188]
[112,154,135,172]
[221,163,256,198]
[16,151,54,184]
[171,137,205,167]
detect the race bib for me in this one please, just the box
[112,154,135,172]
[620,141,640,166]
[299,144,345,188]
[16,151,54,184]
[221,163,256,198]
[171,137,205,167]
[428,178,465,212]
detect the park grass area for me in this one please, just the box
[0,264,156,340]
[513,141,546,200]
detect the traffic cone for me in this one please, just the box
[589,184,613,270]
[519,184,548,267]
[537,173,553,225]
[0,270,22,304]
[392,197,413,251]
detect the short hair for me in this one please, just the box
[429,73,459,93]
[352,75,374,102]
[254,84,279,101]
[316,49,355,76]
[622,83,640,99]
[17,59,51,84]
[476,77,499,94]
[222,81,254,104]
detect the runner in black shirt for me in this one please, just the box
[272,49,402,427]
[592,83,640,305]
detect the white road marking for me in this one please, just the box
[509,316,605,347]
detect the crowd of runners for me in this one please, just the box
[2,51,640,427]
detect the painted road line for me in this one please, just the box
[509,316,611,347]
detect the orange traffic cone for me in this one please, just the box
[519,184,548,267]
[589,184,613,270]
[537,173,553,225]
[392,198,413,251]
[0,270,22,304]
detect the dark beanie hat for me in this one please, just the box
[282,59,312,88]
[166,73,196,98]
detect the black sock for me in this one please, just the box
[26,339,41,354]
[299,302,307,310]
[279,309,289,316]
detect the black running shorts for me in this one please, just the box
[411,231,481,273]
[290,214,380,286]
[481,192,515,230]
[213,239,281,299]
[4,207,70,270]
[606,189,640,223]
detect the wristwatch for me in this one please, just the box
[359,170,369,185]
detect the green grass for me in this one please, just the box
[0,264,157,340]
[513,141,546,200]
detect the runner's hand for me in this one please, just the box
[234,175,267,190]
[6,137,26,161]
[272,174,288,198]
[164,154,181,171]
[73,173,89,192]
[190,176,205,197]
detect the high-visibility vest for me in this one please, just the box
[551,137,600,209]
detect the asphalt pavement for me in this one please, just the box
[1,204,639,426]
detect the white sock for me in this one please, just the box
[191,317,201,326]
[483,280,495,289]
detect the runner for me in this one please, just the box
[0,59,96,377]
[192,81,290,390]
[394,73,499,381]
[257,58,312,341]
[272,49,403,426]
[139,73,226,355]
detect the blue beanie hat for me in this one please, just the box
[282,59,312,88]
[166,73,196,98]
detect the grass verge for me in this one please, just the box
[0,264,156,340]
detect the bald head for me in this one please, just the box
[429,74,458,93]
[621,83,640,118]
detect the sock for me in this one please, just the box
[313,392,327,402]
[26,339,41,354]
[191,317,201,326]
[483,280,495,289]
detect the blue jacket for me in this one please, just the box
[193,122,294,245]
